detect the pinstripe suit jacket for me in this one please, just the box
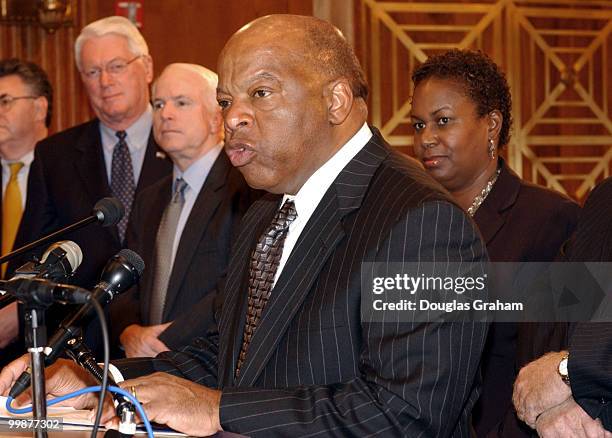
[119,131,489,437]
[566,177,612,430]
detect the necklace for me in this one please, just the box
[467,168,501,217]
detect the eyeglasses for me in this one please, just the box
[81,55,142,80]
[0,95,37,113]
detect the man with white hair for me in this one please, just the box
[33,16,171,290]
[110,63,257,357]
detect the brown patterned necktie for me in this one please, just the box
[110,130,135,243]
[235,199,297,377]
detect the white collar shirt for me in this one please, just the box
[273,123,373,287]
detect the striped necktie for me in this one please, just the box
[2,162,24,277]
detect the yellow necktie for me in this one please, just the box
[2,162,24,277]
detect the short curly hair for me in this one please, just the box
[411,49,512,148]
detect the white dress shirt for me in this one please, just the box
[1,150,35,208]
[273,123,373,286]
[169,144,223,270]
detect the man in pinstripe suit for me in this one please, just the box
[0,15,489,437]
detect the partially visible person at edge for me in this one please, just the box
[513,177,612,437]
[0,58,52,367]
[410,49,579,437]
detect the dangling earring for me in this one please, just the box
[488,138,496,159]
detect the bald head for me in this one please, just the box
[224,15,368,100]
[152,63,223,171]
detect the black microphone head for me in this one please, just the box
[117,249,145,277]
[99,249,145,296]
[93,198,124,227]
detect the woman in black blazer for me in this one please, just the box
[410,49,579,437]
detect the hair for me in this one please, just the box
[74,16,149,71]
[237,15,369,100]
[301,18,369,100]
[153,63,219,113]
[412,49,513,147]
[0,58,53,127]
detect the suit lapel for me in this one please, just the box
[162,154,230,319]
[473,159,520,245]
[136,131,171,193]
[71,120,120,244]
[217,194,280,386]
[73,120,111,206]
[235,131,390,386]
[13,158,41,249]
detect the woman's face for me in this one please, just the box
[411,77,494,193]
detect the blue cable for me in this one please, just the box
[5,385,154,438]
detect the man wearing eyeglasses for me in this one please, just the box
[33,16,172,292]
[0,58,52,366]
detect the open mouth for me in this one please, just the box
[226,142,255,167]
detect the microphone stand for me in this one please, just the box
[0,215,100,265]
[64,336,137,436]
[17,282,52,438]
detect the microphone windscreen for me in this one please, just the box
[117,248,145,277]
[42,241,83,271]
[93,197,124,227]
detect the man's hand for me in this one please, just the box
[536,398,612,438]
[513,351,572,427]
[114,372,222,436]
[0,356,105,411]
[0,302,19,348]
[120,323,171,358]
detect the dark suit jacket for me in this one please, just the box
[33,118,172,288]
[109,152,258,349]
[0,155,47,367]
[118,131,489,437]
[566,177,612,430]
[472,159,580,437]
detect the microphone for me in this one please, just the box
[0,197,124,265]
[0,240,83,309]
[46,248,144,361]
[0,277,91,306]
[9,249,145,399]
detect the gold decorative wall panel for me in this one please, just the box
[357,0,612,200]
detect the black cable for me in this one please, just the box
[89,298,109,437]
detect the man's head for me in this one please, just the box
[217,14,369,194]
[0,58,52,160]
[152,63,223,172]
[75,16,153,131]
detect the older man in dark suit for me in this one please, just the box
[110,63,257,358]
[0,15,488,437]
[33,16,171,289]
[513,177,612,437]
